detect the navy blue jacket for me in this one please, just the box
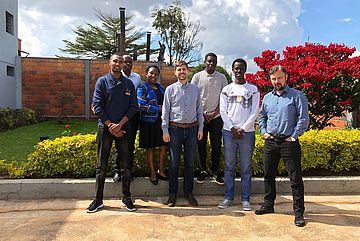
[93,72,137,126]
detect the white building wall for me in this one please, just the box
[0,0,18,108]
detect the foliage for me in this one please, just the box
[0,108,37,132]
[151,0,205,65]
[59,10,147,59]
[0,120,97,162]
[188,64,232,83]
[2,129,359,178]
[247,43,360,130]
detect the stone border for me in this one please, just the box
[1,176,360,200]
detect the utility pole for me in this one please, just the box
[118,7,126,54]
[146,31,151,61]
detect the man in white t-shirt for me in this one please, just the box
[218,58,260,211]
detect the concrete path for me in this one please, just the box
[1,195,359,241]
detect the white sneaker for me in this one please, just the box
[218,199,233,209]
[242,201,252,211]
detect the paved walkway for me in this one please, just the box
[1,195,359,241]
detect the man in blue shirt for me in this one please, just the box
[162,61,204,207]
[87,53,137,213]
[255,65,309,227]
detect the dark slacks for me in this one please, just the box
[197,116,223,174]
[263,138,305,217]
[94,125,132,201]
[114,112,139,173]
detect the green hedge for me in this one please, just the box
[2,129,359,178]
[0,108,37,132]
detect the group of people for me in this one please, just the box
[88,52,309,227]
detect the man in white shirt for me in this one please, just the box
[218,58,260,211]
[191,53,228,185]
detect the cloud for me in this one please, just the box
[18,0,303,72]
[340,18,352,23]
[351,50,360,57]
[186,0,303,71]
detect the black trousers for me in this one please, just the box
[94,125,132,201]
[263,138,305,217]
[114,112,139,173]
[197,116,223,174]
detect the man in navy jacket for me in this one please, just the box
[87,53,137,213]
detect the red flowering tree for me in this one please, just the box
[247,43,360,130]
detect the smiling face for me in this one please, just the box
[232,61,246,84]
[109,54,124,74]
[174,64,188,82]
[146,66,159,85]
[270,69,288,92]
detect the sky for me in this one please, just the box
[18,0,360,73]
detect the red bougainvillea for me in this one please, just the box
[247,43,360,130]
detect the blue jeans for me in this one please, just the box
[223,130,255,201]
[168,126,198,196]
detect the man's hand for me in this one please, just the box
[204,113,211,123]
[231,127,244,139]
[262,133,272,140]
[109,123,125,137]
[207,111,217,121]
[163,134,170,142]
[285,137,296,142]
[198,131,203,140]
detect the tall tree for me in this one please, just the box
[152,0,205,65]
[247,43,360,130]
[59,10,146,59]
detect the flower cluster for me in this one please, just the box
[61,124,78,136]
[247,43,360,129]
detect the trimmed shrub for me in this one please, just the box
[2,129,359,178]
[0,108,37,132]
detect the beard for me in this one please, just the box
[274,83,285,91]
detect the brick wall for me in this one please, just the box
[22,57,177,118]
[21,57,357,128]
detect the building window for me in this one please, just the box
[6,11,14,35]
[7,66,15,77]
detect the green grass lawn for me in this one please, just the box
[0,120,98,162]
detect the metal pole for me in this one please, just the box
[119,7,126,53]
[133,45,138,60]
[146,31,151,61]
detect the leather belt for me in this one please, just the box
[169,121,198,128]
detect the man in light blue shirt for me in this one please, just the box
[255,65,309,227]
[162,61,204,207]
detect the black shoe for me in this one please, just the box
[167,195,176,207]
[254,205,274,215]
[113,173,121,182]
[156,171,168,181]
[150,177,158,185]
[213,174,225,185]
[294,215,306,227]
[122,197,137,212]
[196,171,207,184]
[185,194,199,207]
[86,200,104,213]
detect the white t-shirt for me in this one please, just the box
[220,82,260,132]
